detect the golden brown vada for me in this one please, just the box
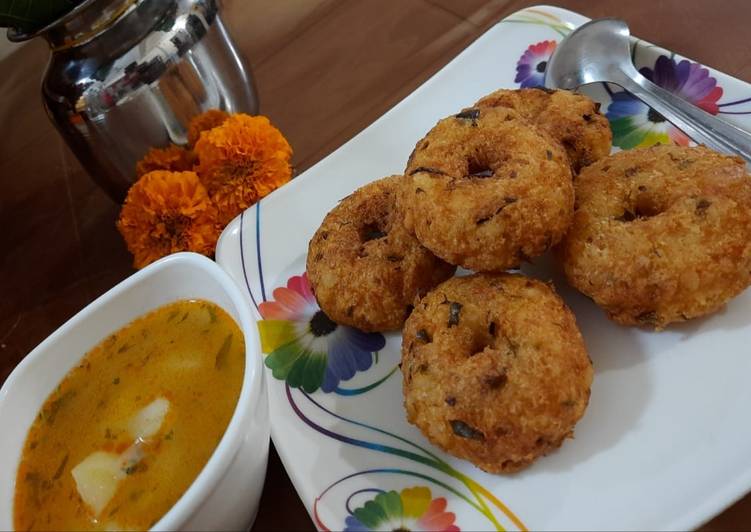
[307,175,455,332]
[402,106,574,272]
[475,87,611,171]
[402,273,593,473]
[559,144,751,329]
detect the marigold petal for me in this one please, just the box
[117,170,220,269]
[187,109,230,147]
[136,145,194,177]
[193,113,293,223]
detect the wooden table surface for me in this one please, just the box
[2,0,750,529]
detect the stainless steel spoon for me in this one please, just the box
[544,18,751,164]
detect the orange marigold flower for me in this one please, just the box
[117,170,220,269]
[193,113,293,225]
[187,109,230,147]
[136,145,194,177]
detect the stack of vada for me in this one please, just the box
[305,87,751,473]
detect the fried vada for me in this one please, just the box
[402,106,574,272]
[402,273,593,473]
[307,175,455,332]
[475,87,611,171]
[559,144,751,328]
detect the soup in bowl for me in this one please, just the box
[0,253,269,531]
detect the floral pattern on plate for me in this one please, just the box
[258,273,385,393]
[514,40,557,88]
[513,28,751,151]
[607,55,724,148]
[344,487,459,532]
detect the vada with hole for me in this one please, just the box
[402,273,593,473]
[558,145,751,329]
[401,106,574,272]
[307,175,455,332]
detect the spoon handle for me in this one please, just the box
[614,70,751,164]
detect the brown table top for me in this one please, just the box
[2,0,750,529]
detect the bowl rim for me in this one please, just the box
[0,252,263,530]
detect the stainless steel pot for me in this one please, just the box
[9,0,258,202]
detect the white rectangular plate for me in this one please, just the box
[216,5,751,530]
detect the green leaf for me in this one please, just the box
[0,0,82,32]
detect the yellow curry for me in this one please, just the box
[14,299,245,531]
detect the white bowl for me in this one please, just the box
[0,252,270,531]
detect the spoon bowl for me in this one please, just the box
[545,18,751,163]
[545,18,634,90]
